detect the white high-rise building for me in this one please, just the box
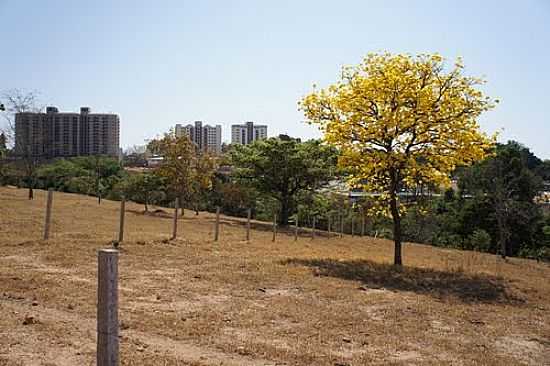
[175,121,222,154]
[231,121,268,145]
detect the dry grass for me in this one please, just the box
[1,186,549,365]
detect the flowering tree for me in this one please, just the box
[300,53,496,265]
[148,132,216,213]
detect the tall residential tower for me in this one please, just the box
[175,121,222,154]
[231,121,267,145]
[14,106,120,158]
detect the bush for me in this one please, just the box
[467,229,492,252]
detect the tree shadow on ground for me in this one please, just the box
[283,258,525,305]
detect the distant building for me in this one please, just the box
[146,155,164,168]
[14,106,120,158]
[175,121,222,154]
[231,121,267,145]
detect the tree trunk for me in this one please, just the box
[496,206,507,259]
[389,169,402,266]
[28,186,33,200]
[280,197,290,226]
[390,193,403,266]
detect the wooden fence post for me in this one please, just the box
[171,198,179,239]
[339,211,344,238]
[246,208,251,242]
[118,197,125,243]
[272,213,277,242]
[214,206,220,241]
[361,210,365,237]
[351,213,355,237]
[327,215,331,237]
[97,249,118,366]
[294,216,298,241]
[311,216,316,239]
[43,188,54,240]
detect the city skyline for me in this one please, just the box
[1,1,549,158]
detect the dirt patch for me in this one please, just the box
[494,335,550,366]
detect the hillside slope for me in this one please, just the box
[1,186,549,365]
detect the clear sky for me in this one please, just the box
[1,0,549,158]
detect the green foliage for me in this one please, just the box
[458,141,543,257]
[116,173,166,211]
[535,160,550,181]
[34,156,125,197]
[148,133,216,210]
[206,177,256,217]
[230,137,337,225]
[467,229,492,252]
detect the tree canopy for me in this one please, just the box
[301,52,496,265]
[148,132,216,210]
[230,137,337,225]
[458,141,543,257]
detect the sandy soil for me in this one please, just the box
[1,186,549,365]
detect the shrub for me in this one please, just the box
[467,229,492,252]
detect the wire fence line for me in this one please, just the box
[33,191,378,244]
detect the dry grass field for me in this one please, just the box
[1,186,549,365]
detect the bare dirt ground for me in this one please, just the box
[1,186,549,365]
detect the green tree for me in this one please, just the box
[535,160,550,182]
[35,156,124,197]
[458,141,543,258]
[230,137,337,225]
[119,173,166,212]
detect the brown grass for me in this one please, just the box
[1,186,549,365]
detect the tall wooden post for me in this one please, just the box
[327,215,331,237]
[339,211,344,238]
[246,208,251,241]
[311,216,316,239]
[294,216,298,241]
[172,198,179,239]
[214,206,220,241]
[43,188,54,240]
[118,197,125,243]
[361,210,365,237]
[351,213,355,237]
[97,249,118,366]
[272,213,277,242]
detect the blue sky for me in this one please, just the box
[1,0,549,158]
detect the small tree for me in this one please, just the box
[301,53,496,265]
[0,133,9,184]
[120,173,165,212]
[1,89,41,146]
[190,151,217,214]
[148,132,216,212]
[1,89,43,199]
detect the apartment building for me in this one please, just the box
[175,121,222,154]
[14,106,120,158]
[231,121,268,145]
